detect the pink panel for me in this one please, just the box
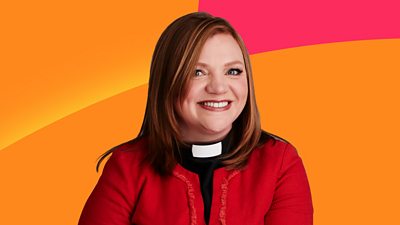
[199,0,400,53]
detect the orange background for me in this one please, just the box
[1,1,399,224]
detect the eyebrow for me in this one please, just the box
[196,60,244,68]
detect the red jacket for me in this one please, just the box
[79,136,313,225]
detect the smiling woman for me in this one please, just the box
[79,12,313,225]
[176,33,249,143]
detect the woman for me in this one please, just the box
[79,12,313,225]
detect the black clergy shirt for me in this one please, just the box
[175,130,234,225]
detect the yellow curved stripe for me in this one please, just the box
[0,1,199,151]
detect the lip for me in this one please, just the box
[197,100,232,111]
[198,99,232,103]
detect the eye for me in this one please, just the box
[194,69,205,76]
[227,68,243,76]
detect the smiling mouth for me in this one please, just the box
[198,101,232,109]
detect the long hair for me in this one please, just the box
[97,12,266,176]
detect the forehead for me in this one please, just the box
[196,33,244,66]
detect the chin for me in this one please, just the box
[203,123,232,134]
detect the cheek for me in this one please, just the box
[182,84,202,104]
[238,78,249,101]
[179,90,198,117]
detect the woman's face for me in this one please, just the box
[176,33,248,143]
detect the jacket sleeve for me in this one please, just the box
[78,149,139,225]
[264,143,314,225]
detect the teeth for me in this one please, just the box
[202,101,229,108]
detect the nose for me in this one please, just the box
[205,74,228,94]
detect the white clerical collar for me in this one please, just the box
[191,142,222,158]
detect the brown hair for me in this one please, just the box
[97,12,266,176]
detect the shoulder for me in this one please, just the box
[247,130,301,171]
[79,137,150,224]
[112,136,148,156]
[256,130,298,156]
[102,136,150,174]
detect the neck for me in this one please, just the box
[180,127,232,144]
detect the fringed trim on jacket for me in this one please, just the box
[173,171,198,225]
[173,170,240,225]
[218,170,240,225]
